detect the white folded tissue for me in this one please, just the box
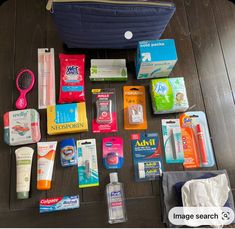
[182,174,230,207]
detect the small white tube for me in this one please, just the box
[15,147,34,199]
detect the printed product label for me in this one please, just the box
[109,190,124,220]
[55,103,77,124]
[37,146,55,181]
[9,110,32,145]
[37,157,54,181]
[16,160,31,192]
[40,195,80,213]
[65,65,80,82]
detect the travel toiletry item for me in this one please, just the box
[3,109,41,146]
[92,89,117,133]
[136,39,177,79]
[39,195,80,213]
[77,139,99,188]
[58,54,85,104]
[106,173,127,224]
[15,147,34,199]
[15,69,35,110]
[46,0,175,49]
[150,77,189,114]
[131,132,163,182]
[38,48,55,109]
[37,142,57,190]
[181,174,230,208]
[196,124,208,165]
[179,111,215,168]
[60,138,77,167]
[47,102,88,135]
[103,137,124,169]
[90,59,127,81]
[162,119,184,164]
[123,86,147,130]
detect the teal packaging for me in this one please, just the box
[136,39,177,79]
[162,119,184,163]
[77,139,99,188]
[60,138,77,167]
[131,132,163,182]
[150,77,189,114]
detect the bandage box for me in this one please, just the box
[136,39,177,79]
[47,103,88,135]
[90,59,127,81]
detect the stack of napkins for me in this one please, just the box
[90,59,127,81]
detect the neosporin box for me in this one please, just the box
[47,103,88,135]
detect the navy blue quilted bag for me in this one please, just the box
[47,0,176,49]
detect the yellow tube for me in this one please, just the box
[37,142,57,190]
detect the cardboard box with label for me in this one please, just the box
[136,39,177,79]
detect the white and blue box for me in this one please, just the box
[136,39,178,79]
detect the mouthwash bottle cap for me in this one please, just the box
[110,172,118,183]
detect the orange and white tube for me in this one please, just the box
[37,141,57,190]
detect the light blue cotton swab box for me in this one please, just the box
[136,39,178,79]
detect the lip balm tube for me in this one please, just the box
[37,141,57,190]
[15,147,34,199]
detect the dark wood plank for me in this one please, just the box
[79,49,111,202]
[0,0,16,212]
[184,0,235,186]
[45,4,82,200]
[10,0,47,210]
[212,0,235,98]
[0,197,164,228]
[112,49,154,198]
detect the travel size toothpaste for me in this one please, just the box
[39,195,80,213]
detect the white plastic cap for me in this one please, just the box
[139,170,146,179]
[138,162,145,171]
[110,172,118,183]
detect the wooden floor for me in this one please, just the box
[0,0,235,227]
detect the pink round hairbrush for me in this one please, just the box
[15,69,35,110]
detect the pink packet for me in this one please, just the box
[103,137,124,169]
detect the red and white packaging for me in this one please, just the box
[58,54,85,104]
[92,88,117,133]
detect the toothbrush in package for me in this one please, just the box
[162,119,184,164]
[77,139,99,188]
[38,48,55,109]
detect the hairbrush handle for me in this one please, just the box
[16,91,27,110]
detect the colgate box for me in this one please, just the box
[39,195,80,213]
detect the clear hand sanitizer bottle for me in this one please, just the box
[106,172,127,224]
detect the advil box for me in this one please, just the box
[136,39,177,79]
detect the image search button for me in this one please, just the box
[168,207,235,227]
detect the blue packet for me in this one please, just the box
[131,132,163,182]
[60,138,77,167]
[39,195,80,213]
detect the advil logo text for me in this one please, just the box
[135,139,155,147]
